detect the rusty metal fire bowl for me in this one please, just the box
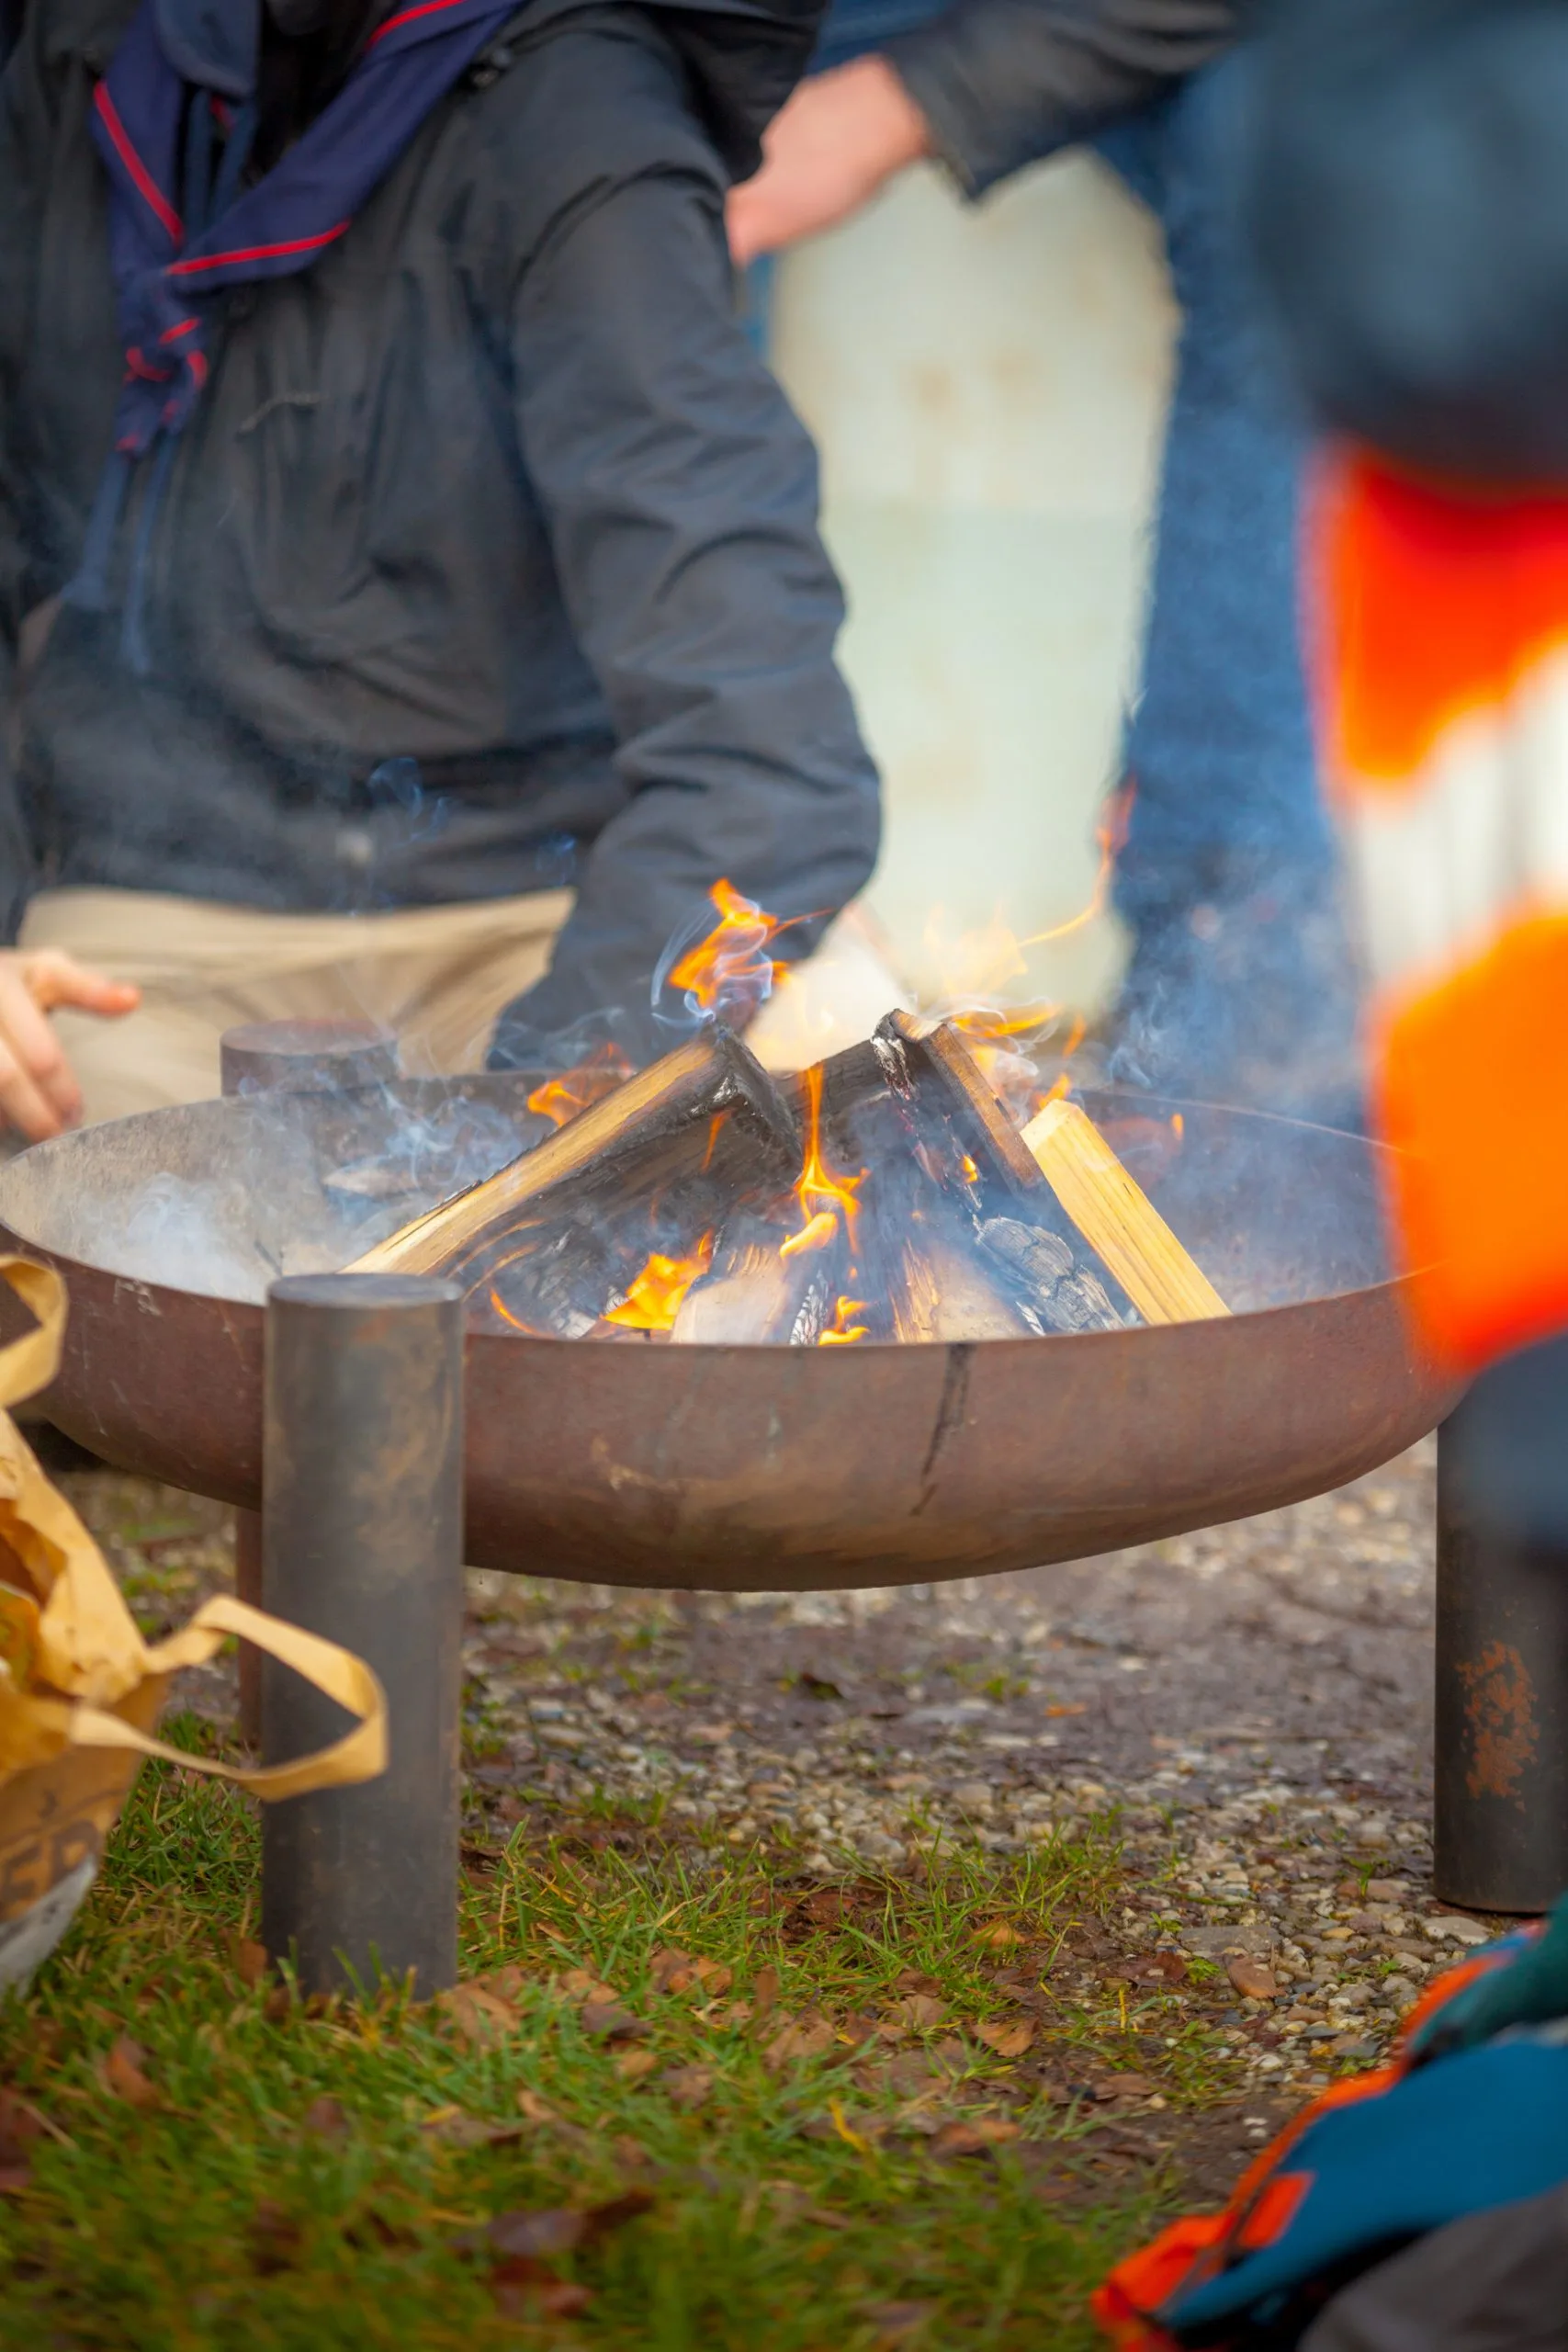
[0,1078,1458,1590]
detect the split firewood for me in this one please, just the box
[890,1230,1034,1343]
[350,1030,796,1280]
[874,1010,1044,1197]
[670,1212,835,1346]
[1020,1098,1229,1326]
[978,1216,1124,1334]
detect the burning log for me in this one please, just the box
[978,1217,1123,1335]
[1020,1098,1229,1326]
[890,1229,1035,1342]
[350,1031,796,1282]
[874,1009,1045,1198]
[670,1211,835,1346]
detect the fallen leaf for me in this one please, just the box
[975,2018,1035,2060]
[440,1984,522,2048]
[558,1968,620,2004]
[614,2048,660,2084]
[248,2198,303,2275]
[838,2010,881,2050]
[516,2089,561,2125]
[763,2016,838,2072]
[931,2117,1021,2157]
[1226,1956,1280,2002]
[884,1995,945,2034]
[750,1965,781,2024]
[893,1969,942,1996]
[489,2207,590,2260]
[864,2301,937,2343]
[301,2095,351,2141]
[421,2110,526,2149]
[231,1936,269,1989]
[0,2089,40,2195]
[692,1957,733,1996]
[263,1984,293,2026]
[1101,2072,1158,2101]
[104,2037,159,2110]
[1044,1702,1087,1717]
[661,2064,712,2111]
[795,1671,843,1701]
[972,1920,1023,1951]
[580,2002,649,2041]
[494,2276,593,2321]
[649,1947,693,1990]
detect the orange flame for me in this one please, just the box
[1171,1112,1186,1142]
[818,1296,870,1346]
[604,1235,715,1332]
[960,1153,980,1185]
[667,878,789,1023]
[781,1063,864,1259]
[487,1286,546,1336]
[526,1041,632,1131]
[1021,782,1134,950]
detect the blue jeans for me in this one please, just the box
[773,17,1358,1118]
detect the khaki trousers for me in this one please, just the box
[18,888,909,1127]
[19,887,574,1125]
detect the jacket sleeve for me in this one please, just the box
[485,18,880,1069]
[1246,0,1568,480]
[883,0,1235,196]
[0,21,43,941]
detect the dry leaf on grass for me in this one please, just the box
[516,2089,562,2125]
[661,2064,713,2111]
[230,1936,269,1989]
[1225,1955,1280,2001]
[440,1984,523,2049]
[1100,2072,1158,2102]
[975,2018,1036,2060]
[863,2301,938,2344]
[580,2001,649,2042]
[248,2198,304,2276]
[301,2095,351,2141]
[0,2089,43,2194]
[762,2016,838,2072]
[931,2117,1021,2158]
[488,2190,655,2265]
[750,1964,781,2024]
[613,2048,660,2085]
[558,1967,619,2005]
[971,1920,1023,1951]
[491,2270,593,2322]
[884,1995,945,2035]
[103,2037,159,2110]
[420,2108,526,2149]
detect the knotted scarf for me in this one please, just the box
[74,0,521,662]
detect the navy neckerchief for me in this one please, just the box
[74,0,519,663]
[95,0,519,455]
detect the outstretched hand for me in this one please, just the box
[0,949,140,1142]
[727,58,932,269]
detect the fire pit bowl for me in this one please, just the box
[0,1078,1458,1589]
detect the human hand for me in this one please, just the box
[727,58,932,269]
[0,950,140,1142]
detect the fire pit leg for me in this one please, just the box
[260,1272,465,1997]
[220,1018,400,1746]
[1434,1381,1568,1913]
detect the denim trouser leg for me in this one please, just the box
[1096,59,1359,1119]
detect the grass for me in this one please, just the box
[0,1720,1248,2352]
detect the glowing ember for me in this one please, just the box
[960,1153,980,1184]
[1171,1112,1186,1142]
[782,1063,865,1257]
[604,1236,715,1331]
[818,1295,870,1346]
[664,878,792,1026]
[487,1286,540,1335]
[526,1042,632,1130]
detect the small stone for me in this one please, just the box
[1423,1915,1490,1945]
[950,1781,995,1813]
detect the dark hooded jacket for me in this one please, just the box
[1246,0,1568,481]
[0,0,877,1065]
